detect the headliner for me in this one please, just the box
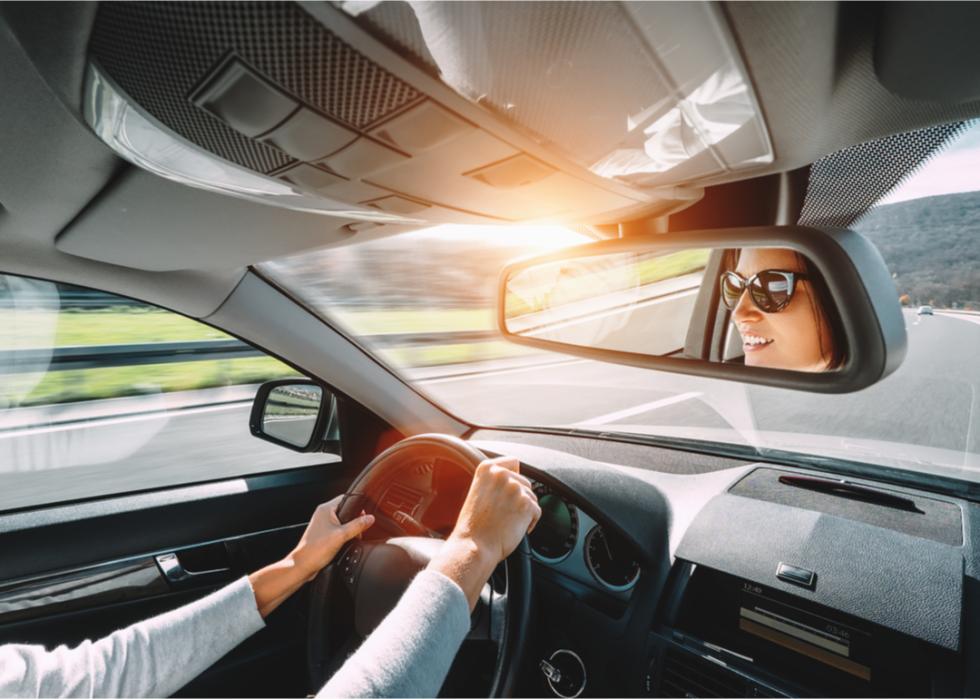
[1,1,978,319]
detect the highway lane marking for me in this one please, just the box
[518,286,699,337]
[576,391,702,426]
[419,359,588,385]
[938,312,980,327]
[0,402,248,439]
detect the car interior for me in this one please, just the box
[0,2,978,697]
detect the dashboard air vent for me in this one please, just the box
[657,649,780,698]
[379,482,424,519]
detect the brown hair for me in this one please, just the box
[721,248,847,370]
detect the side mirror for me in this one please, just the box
[249,379,340,453]
[498,226,907,393]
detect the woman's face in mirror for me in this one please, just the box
[731,248,835,372]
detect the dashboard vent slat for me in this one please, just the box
[379,482,424,518]
[657,649,753,698]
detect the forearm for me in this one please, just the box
[426,535,497,611]
[248,553,316,618]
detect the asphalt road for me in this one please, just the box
[0,312,976,511]
[425,310,980,473]
[0,404,332,512]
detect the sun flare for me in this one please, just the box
[413,223,593,251]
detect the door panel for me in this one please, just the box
[0,461,360,697]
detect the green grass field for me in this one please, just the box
[505,248,710,317]
[3,251,717,408]
[0,306,518,407]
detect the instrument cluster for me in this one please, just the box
[529,481,641,593]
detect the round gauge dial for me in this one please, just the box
[529,483,578,562]
[584,526,640,590]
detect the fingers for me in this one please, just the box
[340,512,375,540]
[314,495,345,525]
[482,456,520,474]
[483,458,540,537]
[525,492,542,534]
[509,471,533,491]
[479,458,533,493]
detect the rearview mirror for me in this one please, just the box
[249,379,340,452]
[498,226,906,393]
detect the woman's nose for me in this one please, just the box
[731,287,762,323]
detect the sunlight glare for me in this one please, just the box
[412,223,593,251]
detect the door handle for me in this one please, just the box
[155,553,231,584]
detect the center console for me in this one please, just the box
[644,565,951,697]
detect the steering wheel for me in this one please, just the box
[306,434,532,696]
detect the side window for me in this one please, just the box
[0,274,337,512]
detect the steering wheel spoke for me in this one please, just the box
[466,583,507,645]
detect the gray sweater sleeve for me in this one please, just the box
[0,576,265,698]
[318,569,471,698]
[0,569,470,699]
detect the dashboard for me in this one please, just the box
[470,429,979,698]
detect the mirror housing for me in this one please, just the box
[498,226,907,393]
[249,379,341,453]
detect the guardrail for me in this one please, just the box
[936,309,980,316]
[0,332,498,373]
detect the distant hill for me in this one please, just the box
[853,191,980,308]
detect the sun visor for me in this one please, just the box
[382,1,774,186]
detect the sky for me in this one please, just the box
[878,120,980,205]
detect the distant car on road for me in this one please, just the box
[918,305,934,316]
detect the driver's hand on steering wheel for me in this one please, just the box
[248,496,374,618]
[292,495,376,581]
[428,457,541,610]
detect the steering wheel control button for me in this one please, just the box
[191,58,298,138]
[542,649,586,698]
[339,543,366,588]
[776,562,817,589]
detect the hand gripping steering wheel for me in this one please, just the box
[306,434,532,696]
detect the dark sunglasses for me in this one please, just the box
[720,269,807,313]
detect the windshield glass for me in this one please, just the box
[260,123,980,483]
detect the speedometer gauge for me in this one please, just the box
[529,483,578,562]
[585,526,640,590]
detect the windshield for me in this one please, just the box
[260,123,980,483]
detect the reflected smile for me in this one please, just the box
[742,333,774,351]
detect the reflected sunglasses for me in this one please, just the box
[719,270,807,313]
